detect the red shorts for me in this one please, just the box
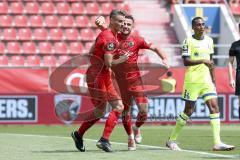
[113,64,148,109]
[86,73,121,109]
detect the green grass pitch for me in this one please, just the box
[0,124,239,160]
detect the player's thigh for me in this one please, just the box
[200,83,217,102]
[182,83,200,101]
[235,71,240,95]
[87,76,107,110]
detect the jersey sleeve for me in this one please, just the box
[209,38,214,55]
[182,38,190,57]
[102,35,117,55]
[229,42,236,56]
[138,36,152,49]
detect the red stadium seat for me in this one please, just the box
[3,28,17,41]
[0,56,8,66]
[75,15,90,27]
[49,28,63,41]
[25,2,40,14]
[26,55,41,66]
[45,15,60,27]
[14,15,29,27]
[65,28,79,41]
[10,2,24,14]
[101,3,114,15]
[60,16,75,27]
[85,42,93,52]
[80,28,95,41]
[71,3,85,14]
[230,4,240,15]
[58,55,71,65]
[95,28,101,36]
[7,42,22,54]
[11,55,25,66]
[41,2,56,14]
[18,28,32,41]
[38,42,53,54]
[56,2,70,14]
[69,42,85,54]
[96,0,110,2]
[86,2,100,14]
[33,28,48,40]
[0,2,8,14]
[116,3,130,12]
[22,42,37,54]
[0,42,6,54]
[29,15,44,27]
[111,0,124,2]
[54,42,69,54]
[0,15,13,27]
[42,55,57,66]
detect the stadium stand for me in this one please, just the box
[0,55,8,66]
[0,0,173,67]
[26,55,41,66]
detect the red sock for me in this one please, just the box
[78,118,99,137]
[102,110,121,140]
[122,113,132,135]
[135,112,147,128]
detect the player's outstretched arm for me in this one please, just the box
[228,56,235,88]
[149,44,169,67]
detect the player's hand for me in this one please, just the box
[162,58,169,69]
[118,51,131,63]
[229,79,235,88]
[95,16,105,27]
[203,59,214,68]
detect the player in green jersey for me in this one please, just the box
[166,17,235,151]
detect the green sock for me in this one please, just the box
[169,112,189,141]
[210,113,221,145]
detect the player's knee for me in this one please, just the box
[138,103,148,114]
[115,105,124,113]
[183,108,194,117]
[209,106,219,114]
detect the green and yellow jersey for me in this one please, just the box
[182,35,214,84]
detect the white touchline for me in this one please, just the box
[1,133,239,159]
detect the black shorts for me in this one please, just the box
[235,71,240,95]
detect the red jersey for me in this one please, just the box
[112,34,151,105]
[116,34,151,63]
[87,29,119,77]
[112,34,152,75]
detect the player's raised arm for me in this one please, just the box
[95,16,108,31]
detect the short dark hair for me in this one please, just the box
[109,9,126,19]
[167,71,172,77]
[125,14,134,23]
[192,17,203,26]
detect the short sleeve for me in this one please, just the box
[182,38,190,57]
[209,38,214,55]
[102,35,117,55]
[229,43,236,57]
[138,37,152,49]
